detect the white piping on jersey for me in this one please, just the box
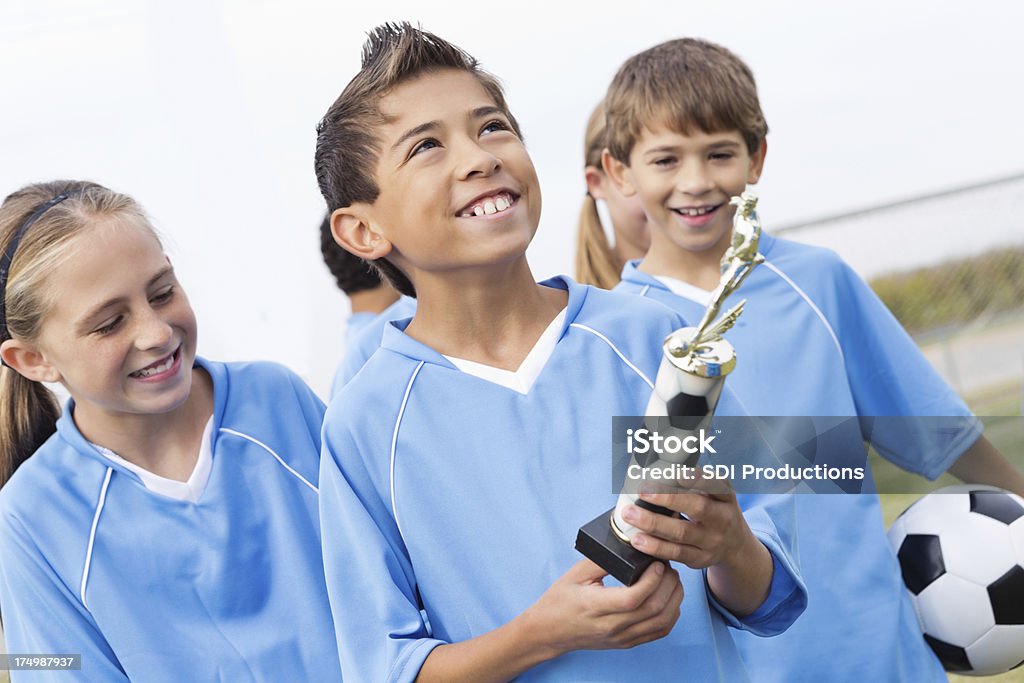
[762,261,845,364]
[219,428,318,494]
[569,323,655,389]
[391,361,425,546]
[81,467,113,610]
[638,284,651,297]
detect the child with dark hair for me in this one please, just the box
[319,210,399,331]
[315,23,805,682]
[319,211,413,395]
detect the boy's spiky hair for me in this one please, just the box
[314,22,521,297]
[605,38,767,164]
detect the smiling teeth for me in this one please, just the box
[461,193,513,217]
[134,355,174,378]
[679,206,715,216]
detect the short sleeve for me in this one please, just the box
[0,514,129,682]
[319,415,445,682]
[832,259,981,478]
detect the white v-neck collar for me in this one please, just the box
[444,308,567,394]
[653,274,713,306]
[94,416,214,503]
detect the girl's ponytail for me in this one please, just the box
[0,367,59,487]
[575,192,622,290]
[574,100,624,290]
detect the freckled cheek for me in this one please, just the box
[77,347,129,386]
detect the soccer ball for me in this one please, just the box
[887,484,1024,676]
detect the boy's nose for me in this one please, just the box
[458,142,502,179]
[674,166,714,196]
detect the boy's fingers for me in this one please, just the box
[564,558,610,584]
[631,531,706,565]
[599,561,665,612]
[625,503,695,544]
[637,491,731,521]
[691,467,736,498]
[616,579,684,646]
[635,565,682,618]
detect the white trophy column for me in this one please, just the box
[612,328,731,541]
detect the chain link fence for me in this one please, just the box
[774,172,1024,416]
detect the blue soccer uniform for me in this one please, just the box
[320,276,806,682]
[0,359,341,682]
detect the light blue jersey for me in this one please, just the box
[331,295,418,398]
[345,311,377,344]
[320,276,806,682]
[0,359,341,682]
[617,233,981,683]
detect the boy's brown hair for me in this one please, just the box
[604,38,767,164]
[314,22,522,297]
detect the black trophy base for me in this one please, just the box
[575,507,655,586]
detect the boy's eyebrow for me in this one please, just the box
[390,106,509,152]
[643,140,742,155]
[471,106,505,120]
[77,265,175,330]
[391,121,439,152]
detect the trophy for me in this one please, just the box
[575,191,766,585]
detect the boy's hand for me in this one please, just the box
[619,473,774,617]
[521,558,683,659]
[621,482,753,570]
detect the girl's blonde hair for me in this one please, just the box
[0,180,152,486]
[575,102,624,290]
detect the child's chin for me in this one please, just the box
[142,378,193,415]
[477,229,534,258]
[667,231,720,252]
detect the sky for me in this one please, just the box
[3,0,1022,396]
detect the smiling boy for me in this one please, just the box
[602,37,1024,682]
[314,24,805,682]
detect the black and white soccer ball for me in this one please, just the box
[887,484,1024,676]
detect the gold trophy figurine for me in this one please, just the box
[670,190,765,362]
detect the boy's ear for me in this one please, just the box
[601,149,637,197]
[330,206,392,260]
[747,139,768,184]
[0,340,62,384]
